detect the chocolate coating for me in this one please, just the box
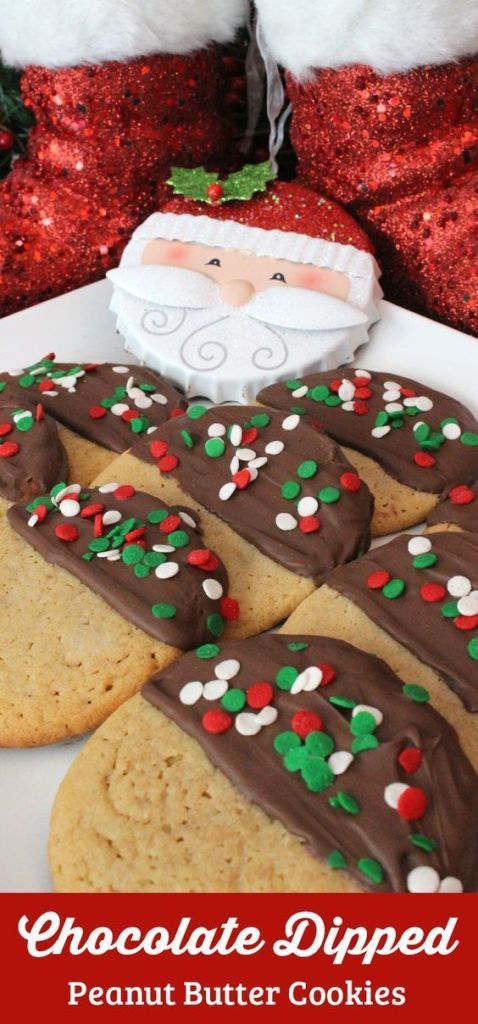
[8,485,228,649]
[0,401,69,503]
[0,357,186,453]
[428,483,478,533]
[258,369,478,494]
[130,405,373,584]
[143,634,478,893]
[329,531,478,711]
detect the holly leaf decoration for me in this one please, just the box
[167,166,220,202]
[221,161,276,202]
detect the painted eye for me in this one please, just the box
[206,258,221,267]
[271,272,286,282]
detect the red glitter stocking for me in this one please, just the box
[286,60,478,336]
[0,50,233,317]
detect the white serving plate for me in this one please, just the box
[0,281,477,892]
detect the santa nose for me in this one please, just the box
[220,279,255,307]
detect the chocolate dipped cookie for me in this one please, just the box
[258,369,478,535]
[0,355,186,484]
[90,404,374,635]
[0,399,68,507]
[49,634,478,893]
[2,479,231,746]
[427,482,478,534]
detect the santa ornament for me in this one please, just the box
[108,165,382,402]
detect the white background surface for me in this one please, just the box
[0,280,477,892]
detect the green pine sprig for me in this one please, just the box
[0,60,35,178]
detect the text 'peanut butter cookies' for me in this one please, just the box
[91,405,373,635]
[3,481,231,747]
[0,400,68,505]
[0,355,186,483]
[427,482,478,534]
[49,635,478,894]
[258,369,478,535]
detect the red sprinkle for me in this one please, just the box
[353,400,369,416]
[169,407,186,419]
[454,614,478,631]
[220,596,240,620]
[114,484,135,500]
[124,539,146,551]
[340,471,361,492]
[55,523,79,542]
[39,379,55,393]
[367,570,391,590]
[318,663,336,686]
[89,405,107,419]
[292,710,324,739]
[202,709,233,735]
[299,515,321,533]
[398,747,423,774]
[159,454,179,472]
[0,441,19,458]
[81,503,105,518]
[449,484,475,505]
[121,409,140,422]
[247,681,274,708]
[400,387,416,398]
[232,469,252,489]
[242,427,258,445]
[420,582,446,603]
[200,554,220,572]
[0,423,12,437]
[159,514,181,534]
[414,452,436,468]
[35,403,44,422]
[330,379,341,392]
[125,527,146,542]
[34,503,48,523]
[397,786,428,821]
[150,439,168,459]
[354,386,372,400]
[93,514,104,538]
[351,375,371,387]
[187,548,213,566]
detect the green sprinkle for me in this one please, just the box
[413,422,430,443]
[250,412,270,428]
[82,551,94,561]
[308,384,330,402]
[205,437,225,458]
[291,405,306,415]
[221,689,246,713]
[274,731,302,755]
[113,386,127,399]
[329,695,356,709]
[358,857,384,884]
[350,711,376,736]
[413,552,438,569]
[50,481,68,499]
[122,544,144,564]
[19,374,36,388]
[297,460,318,479]
[196,643,220,659]
[151,602,176,619]
[421,431,445,451]
[468,638,478,660]
[330,791,361,815]
[100,397,115,409]
[352,734,379,754]
[281,480,301,500]
[405,405,420,417]
[138,383,155,393]
[319,486,341,504]
[89,538,110,553]
[328,849,347,869]
[0,382,6,393]
[403,683,430,703]
[375,411,390,427]
[180,429,194,449]
[306,732,334,757]
[302,758,335,793]
[391,417,404,429]
[382,578,406,599]
[187,405,207,420]
[461,432,478,446]
[325,394,342,407]
[441,600,460,618]
[440,417,458,428]
[131,416,148,434]
[143,551,166,568]
[286,379,303,391]
[284,747,308,772]
[147,509,168,524]
[287,641,309,651]
[13,410,34,432]
[409,834,437,853]
[134,563,150,578]
[275,665,299,690]
[168,530,189,548]
[207,613,224,638]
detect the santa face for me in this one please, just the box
[108,237,381,403]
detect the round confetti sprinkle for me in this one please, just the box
[220,597,240,621]
[179,681,203,706]
[265,440,284,455]
[398,747,423,774]
[461,432,478,446]
[413,552,438,569]
[457,593,478,616]
[155,562,179,579]
[159,454,179,472]
[447,575,472,598]
[159,514,181,534]
[196,644,220,660]
[420,582,446,603]
[59,498,80,518]
[352,703,383,726]
[414,452,436,468]
[281,480,301,500]
[114,485,135,501]
[442,422,461,440]
[203,679,228,701]
[235,712,262,736]
[291,710,323,739]
[169,530,190,548]
[150,440,168,459]
[351,734,379,754]
[297,496,319,517]
[247,681,274,708]
[276,512,297,531]
[468,638,478,660]
[367,570,391,590]
[205,437,225,458]
[202,709,232,734]
[207,613,224,637]
[282,414,300,431]
[219,482,236,501]
[319,486,340,504]
[407,536,432,556]
[0,423,12,437]
[151,602,176,619]
[449,484,475,505]
[397,786,427,821]
[122,544,144,565]
[407,866,440,893]
[384,782,409,809]
[350,710,376,736]
[274,730,301,755]
[333,792,360,815]
[187,548,213,567]
[89,405,107,419]
[317,663,336,686]
[55,523,79,542]
[382,578,406,599]
[89,537,110,553]
[202,579,223,601]
[299,515,321,534]
[357,858,384,885]
[215,659,240,681]
[327,850,347,869]
[0,441,19,458]
[438,877,463,893]
[328,751,354,775]
[187,405,207,420]
[221,689,246,712]
[276,665,299,690]
[403,683,430,703]
[250,413,270,428]
[302,759,335,793]
[409,834,436,852]
[372,425,391,439]
[340,472,361,492]
[297,460,318,479]
[290,666,323,694]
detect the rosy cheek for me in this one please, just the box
[297,268,324,291]
[166,243,189,263]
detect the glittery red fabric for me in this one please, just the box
[0,50,232,318]
[162,179,374,252]
[286,60,478,335]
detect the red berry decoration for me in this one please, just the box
[420,582,446,603]
[207,182,224,204]
[202,709,232,734]
[220,596,240,620]
[247,681,274,708]
[292,710,324,739]
[449,484,475,505]
[397,786,427,821]
[0,128,15,151]
[397,747,423,774]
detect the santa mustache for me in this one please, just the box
[108,263,368,332]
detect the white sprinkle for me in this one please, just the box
[229,456,240,475]
[249,457,268,469]
[265,440,284,455]
[13,410,33,424]
[385,402,404,414]
[355,369,371,380]
[329,751,354,776]
[230,424,243,447]
[413,420,426,433]
[134,393,153,410]
[112,365,129,373]
[219,482,237,501]
[125,376,135,394]
[237,448,256,462]
[42,389,59,397]
[403,396,419,407]
[208,422,226,438]
[152,543,175,553]
[235,712,261,736]
[341,401,355,412]
[447,575,471,598]
[147,426,157,434]
[290,666,323,694]
[442,422,461,440]
[203,679,228,701]
[248,467,258,483]
[180,681,203,706]
[383,389,401,402]
[338,380,355,402]
[371,426,391,438]
[457,593,478,616]
[27,514,38,528]
[202,578,223,600]
[414,396,434,412]
[105,550,121,561]
[297,496,319,517]
[151,393,168,405]
[438,876,463,893]
[103,510,122,526]
[276,512,297,531]
[128,386,144,401]
[407,866,440,893]
[282,413,300,431]
[384,782,409,809]
[407,536,432,555]
[256,706,278,726]
[179,511,196,528]
[59,498,80,518]
[291,385,308,398]
[110,402,129,416]
[8,368,23,376]
[214,659,240,681]
[352,703,383,726]
[384,380,400,389]
[53,483,81,504]
[98,482,118,493]
[155,561,179,579]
